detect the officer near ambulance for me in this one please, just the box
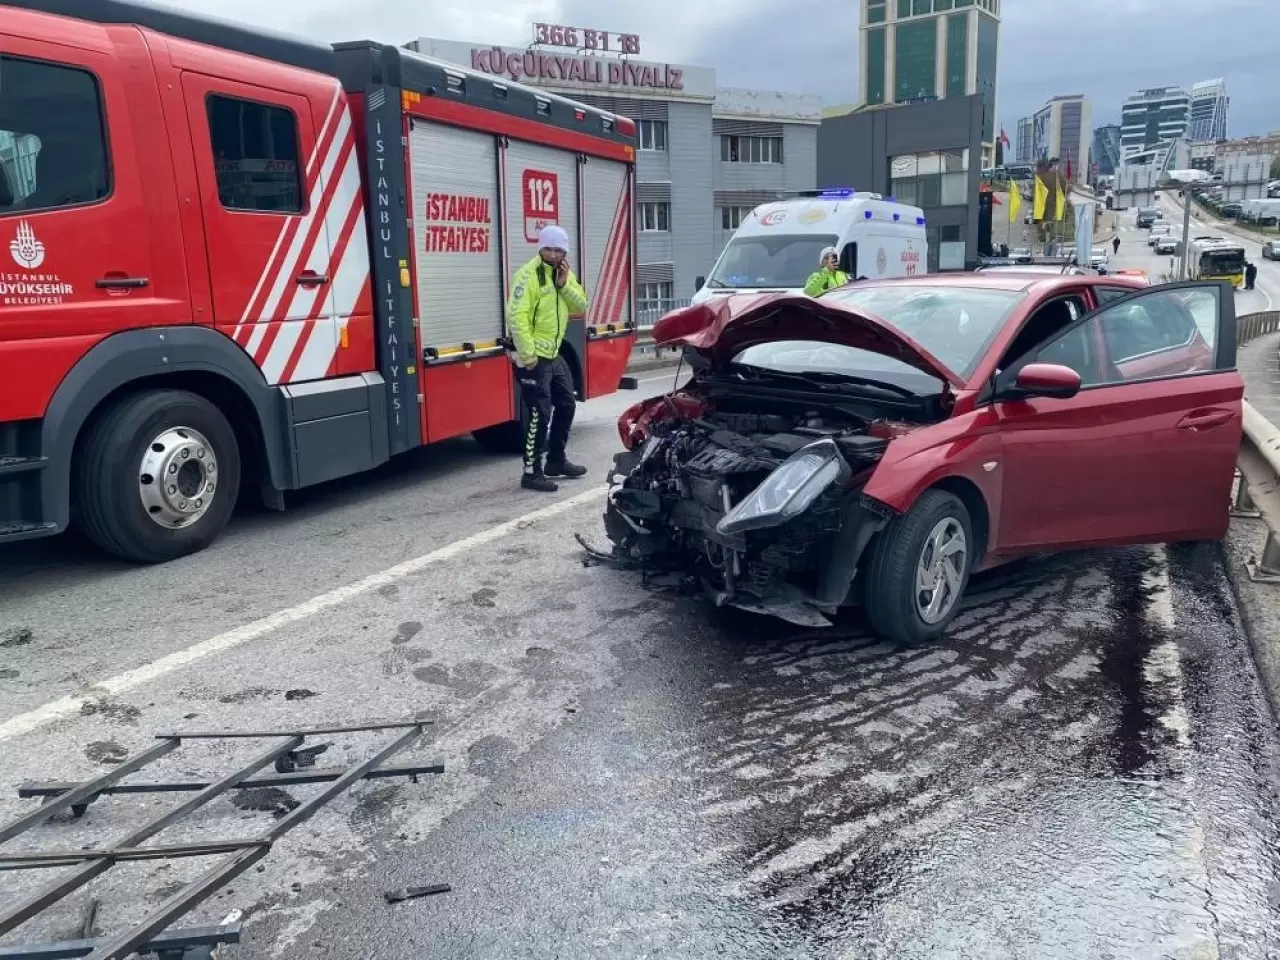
[506,225,590,492]
[804,246,849,296]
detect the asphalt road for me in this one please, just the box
[4,310,1280,957]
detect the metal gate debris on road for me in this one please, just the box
[0,720,442,959]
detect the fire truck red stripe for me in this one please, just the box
[252,135,356,366]
[240,91,347,338]
[593,185,627,326]
[280,187,364,384]
[598,183,631,325]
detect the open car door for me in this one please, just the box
[991,280,1241,553]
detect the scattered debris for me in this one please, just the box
[1,719,442,959]
[0,626,33,648]
[284,688,317,701]
[384,883,451,904]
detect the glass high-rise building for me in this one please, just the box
[859,0,1002,166]
[1188,78,1229,143]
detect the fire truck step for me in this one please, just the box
[0,456,48,478]
[0,521,58,541]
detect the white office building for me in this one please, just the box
[1120,86,1190,158]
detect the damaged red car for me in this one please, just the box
[596,275,1243,645]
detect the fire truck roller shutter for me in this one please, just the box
[503,137,581,303]
[410,121,504,355]
[580,156,634,399]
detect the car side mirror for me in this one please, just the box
[1011,362,1082,400]
[695,276,705,292]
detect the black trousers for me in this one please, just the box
[516,356,575,470]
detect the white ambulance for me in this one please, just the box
[691,189,929,305]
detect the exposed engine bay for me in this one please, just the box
[596,396,913,627]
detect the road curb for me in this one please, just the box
[1221,516,1280,719]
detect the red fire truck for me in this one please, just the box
[0,1,637,562]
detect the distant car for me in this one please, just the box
[1263,241,1280,261]
[604,275,1240,644]
[975,264,1089,276]
[1154,236,1179,255]
[1148,223,1174,246]
[1089,248,1110,273]
[1136,208,1162,228]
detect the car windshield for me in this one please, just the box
[811,285,1025,381]
[706,234,839,289]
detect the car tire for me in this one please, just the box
[472,419,525,454]
[76,389,241,563]
[862,489,974,646]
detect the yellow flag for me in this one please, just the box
[1055,181,1066,221]
[1033,175,1048,221]
[1008,184,1022,223]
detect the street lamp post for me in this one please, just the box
[1157,172,1211,281]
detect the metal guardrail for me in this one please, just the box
[1234,311,1280,581]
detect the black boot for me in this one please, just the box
[521,461,558,492]
[545,455,587,479]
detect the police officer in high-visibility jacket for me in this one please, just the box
[506,225,590,492]
[803,246,849,297]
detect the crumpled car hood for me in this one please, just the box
[651,293,963,388]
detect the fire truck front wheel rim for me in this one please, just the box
[137,426,219,529]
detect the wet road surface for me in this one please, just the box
[3,377,1280,957]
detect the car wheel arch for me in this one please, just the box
[930,476,991,565]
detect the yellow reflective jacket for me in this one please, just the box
[505,254,589,365]
[804,268,849,297]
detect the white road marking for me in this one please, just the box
[1141,545,1190,748]
[0,486,607,743]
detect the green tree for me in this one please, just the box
[1271,156,1280,180]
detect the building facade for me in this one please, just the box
[818,95,985,272]
[1027,94,1091,180]
[858,0,1000,167]
[1092,124,1122,177]
[1188,78,1229,143]
[408,35,820,314]
[1120,86,1190,158]
[1015,115,1034,165]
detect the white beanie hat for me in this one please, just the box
[538,224,570,253]
[820,246,838,263]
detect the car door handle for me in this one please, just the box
[95,276,149,289]
[295,271,330,286]
[1177,409,1234,431]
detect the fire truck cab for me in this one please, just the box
[0,0,637,562]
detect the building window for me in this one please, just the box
[720,206,752,230]
[867,0,886,22]
[720,135,784,164]
[890,149,969,206]
[207,94,303,213]
[865,27,886,106]
[0,55,110,214]
[638,201,670,232]
[638,281,675,319]
[637,119,667,152]
[897,0,912,16]
[894,18,938,102]
[913,0,931,13]
[945,13,968,98]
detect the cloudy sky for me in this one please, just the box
[188,0,1276,137]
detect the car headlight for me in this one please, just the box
[716,438,852,536]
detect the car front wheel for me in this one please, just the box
[862,489,973,646]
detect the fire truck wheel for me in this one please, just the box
[76,389,242,563]
[472,420,525,455]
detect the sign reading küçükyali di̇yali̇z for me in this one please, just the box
[469,47,684,92]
